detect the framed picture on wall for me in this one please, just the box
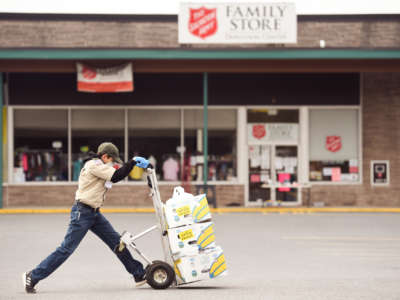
[370,160,390,186]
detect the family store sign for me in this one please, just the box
[248,123,299,144]
[179,2,297,44]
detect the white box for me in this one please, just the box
[168,222,216,256]
[165,187,212,228]
[173,246,227,284]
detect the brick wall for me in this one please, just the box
[360,73,400,206]
[0,17,399,48]
[2,184,245,207]
[3,185,77,207]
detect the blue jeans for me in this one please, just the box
[31,203,145,283]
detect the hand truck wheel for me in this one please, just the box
[146,260,175,289]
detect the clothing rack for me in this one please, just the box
[15,149,67,182]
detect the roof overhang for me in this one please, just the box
[0,49,399,73]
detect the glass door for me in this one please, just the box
[274,145,299,204]
[248,144,299,206]
[248,145,272,205]
[247,108,301,206]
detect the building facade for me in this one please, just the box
[0,13,400,207]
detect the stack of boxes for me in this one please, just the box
[164,187,227,284]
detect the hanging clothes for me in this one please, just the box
[162,157,179,181]
[22,154,29,172]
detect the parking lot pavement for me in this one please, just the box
[1,212,400,300]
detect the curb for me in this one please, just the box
[1,207,400,214]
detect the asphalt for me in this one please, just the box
[1,213,400,300]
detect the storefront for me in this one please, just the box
[0,11,400,208]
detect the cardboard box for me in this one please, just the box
[168,222,216,256]
[165,191,212,228]
[173,246,227,284]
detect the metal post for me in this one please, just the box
[67,108,71,182]
[0,73,3,208]
[124,108,128,182]
[180,108,184,180]
[203,72,208,185]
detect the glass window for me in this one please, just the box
[309,109,359,182]
[184,109,237,182]
[12,107,238,184]
[71,109,125,181]
[14,109,68,182]
[128,109,181,181]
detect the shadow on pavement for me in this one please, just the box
[175,286,232,290]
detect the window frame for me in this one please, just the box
[11,106,69,184]
[8,104,362,187]
[307,105,362,185]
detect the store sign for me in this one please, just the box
[248,123,298,144]
[371,160,390,186]
[326,136,342,153]
[189,7,218,39]
[179,2,297,44]
[252,124,266,139]
[76,63,133,93]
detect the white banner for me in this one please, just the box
[77,63,133,93]
[179,2,297,44]
[248,123,298,144]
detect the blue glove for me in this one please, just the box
[133,156,150,169]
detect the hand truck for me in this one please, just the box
[116,168,178,289]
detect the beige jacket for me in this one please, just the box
[75,159,116,208]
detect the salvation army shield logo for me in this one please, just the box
[252,125,266,140]
[188,7,217,39]
[82,65,97,80]
[326,136,342,152]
